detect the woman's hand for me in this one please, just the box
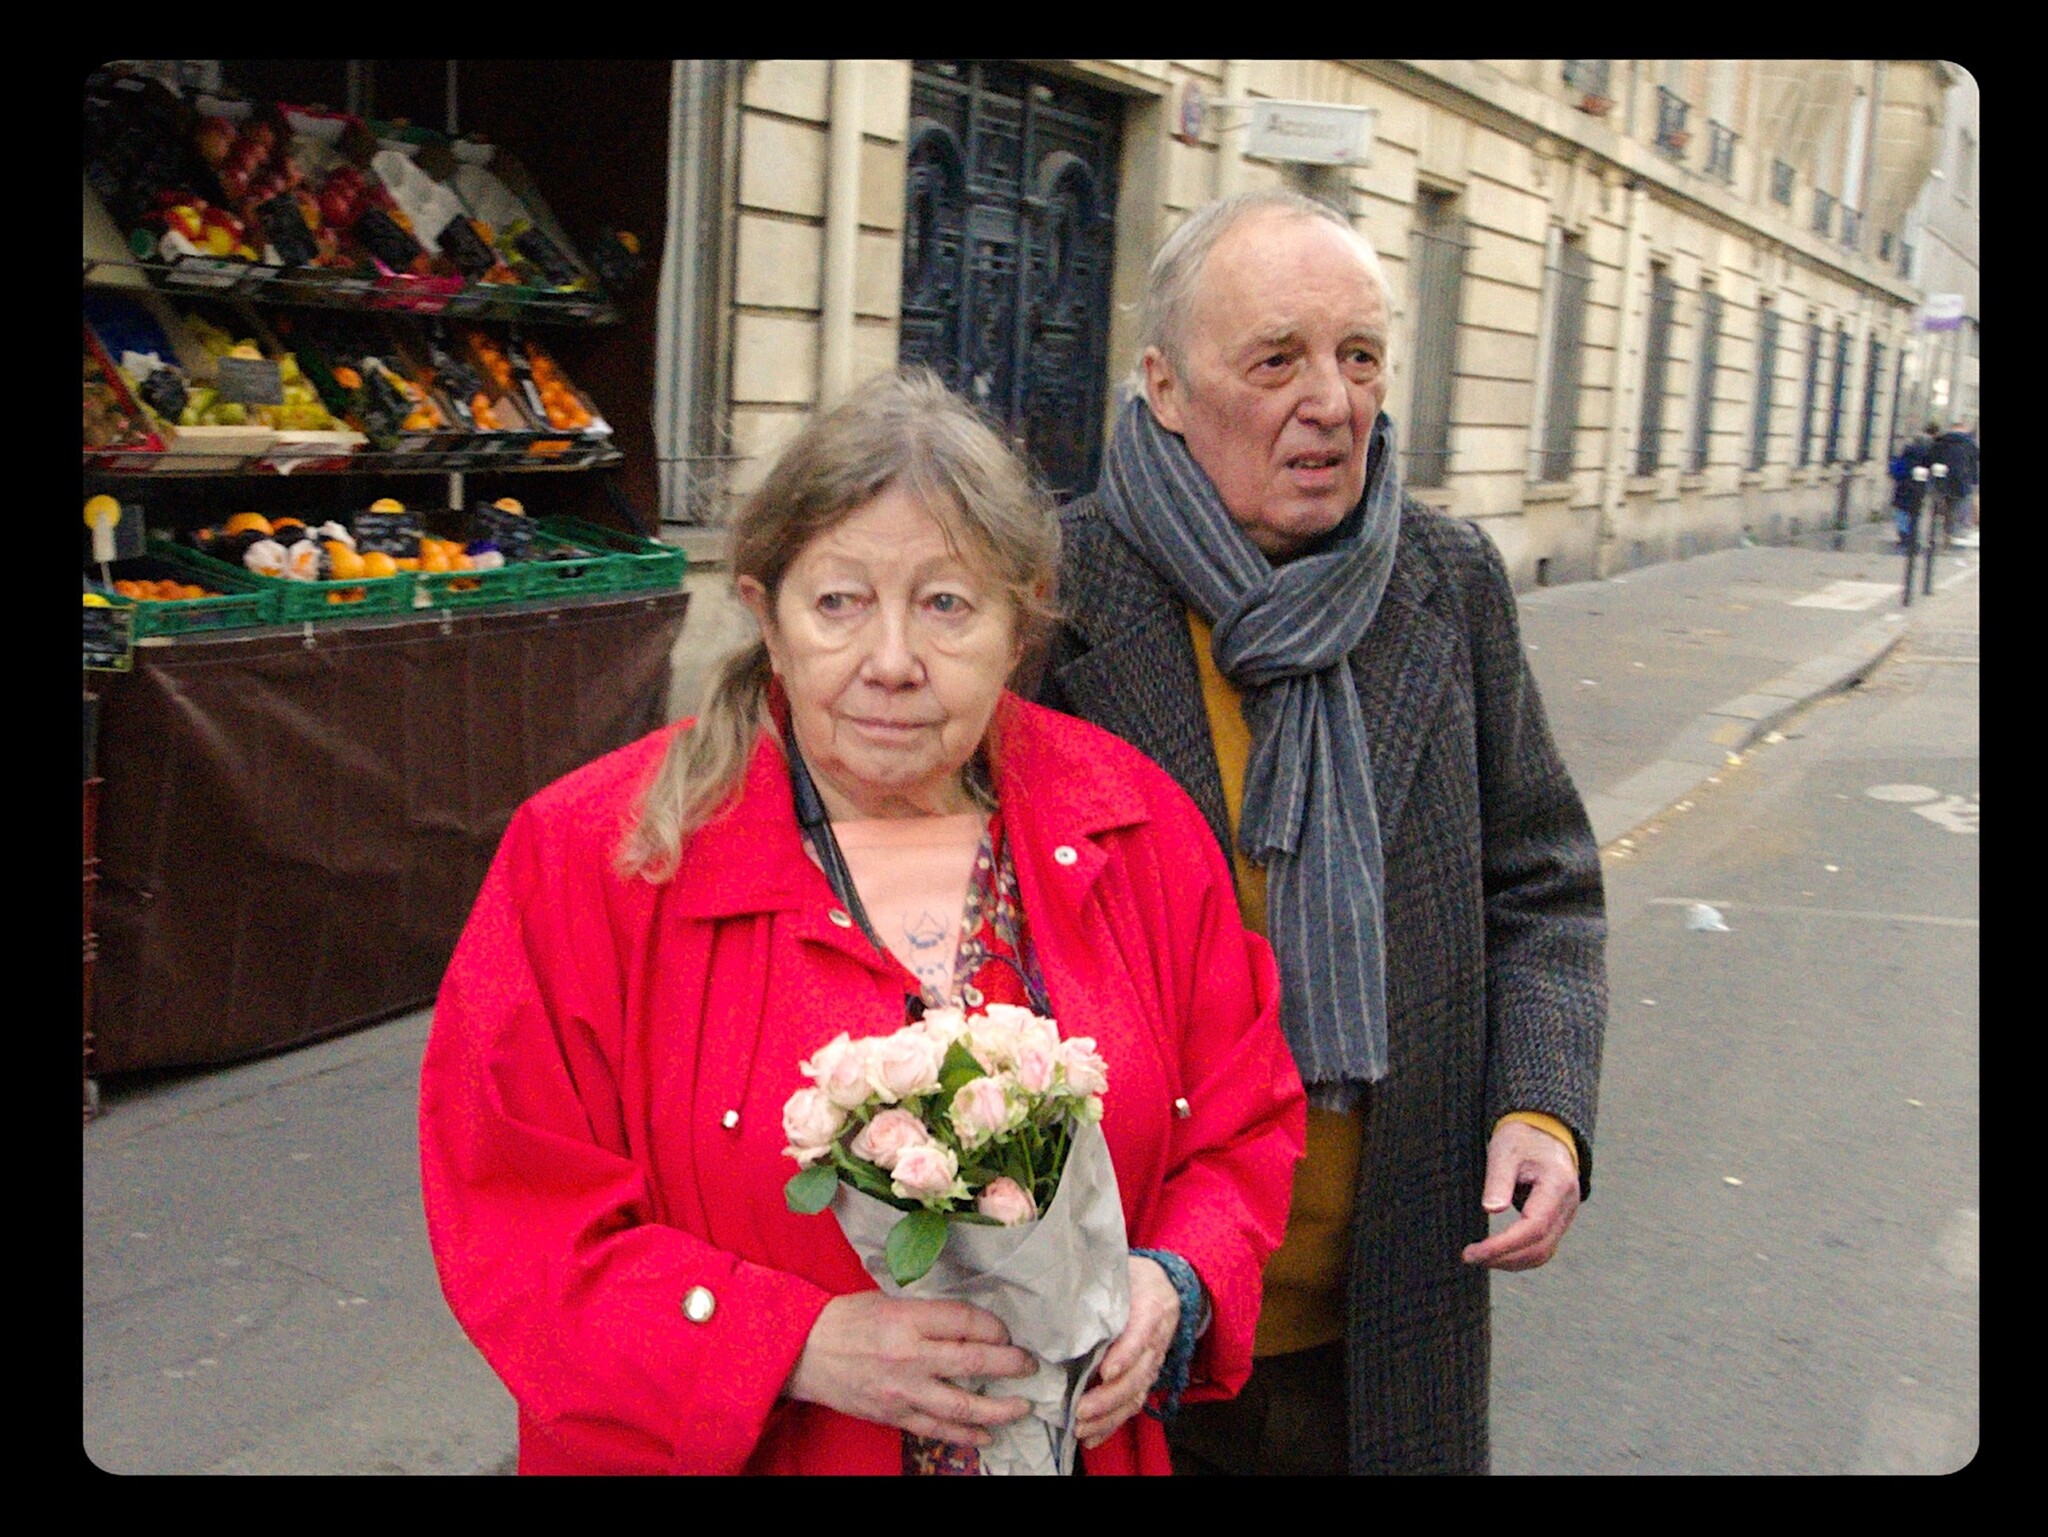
[1073,1256,1182,1449]
[785,1293,1038,1446]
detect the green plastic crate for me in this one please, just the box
[172,542,415,623]
[535,516,687,593]
[517,526,623,600]
[104,547,276,638]
[413,558,532,612]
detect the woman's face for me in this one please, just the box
[740,484,1021,820]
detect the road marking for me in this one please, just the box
[1935,1209,1978,1287]
[1648,898,1977,928]
[1911,794,1979,835]
[1790,580,1900,611]
[1937,563,1979,591]
[1865,784,1939,803]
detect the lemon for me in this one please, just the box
[369,497,406,513]
[492,497,525,515]
[83,592,112,607]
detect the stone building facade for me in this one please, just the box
[659,58,1966,626]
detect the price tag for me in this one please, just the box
[217,355,285,406]
[84,602,135,673]
[473,502,536,560]
[354,509,422,555]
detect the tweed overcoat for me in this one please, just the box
[1038,494,1608,1474]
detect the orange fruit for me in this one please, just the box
[360,550,399,579]
[224,512,273,537]
[420,544,451,573]
[326,543,366,580]
[395,557,420,572]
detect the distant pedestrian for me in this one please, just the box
[1931,419,1978,532]
[1890,424,1936,550]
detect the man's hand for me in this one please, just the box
[1073,1256,1182,1449]
[784,1293,1036,1446]
[1460,1119,1581,1271]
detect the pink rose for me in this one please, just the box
[948,1075,1018,1148]
[976,1176,1038,1226]
[802,1033,874,1111]
[890,1142,964,1205]
[964,1013,1021,1074]
[865,1028,944,1103]
[1013,1038,1059,1095]
[1056,1036,1109,1097]
[849,1107,933,1170]
[781,1087,848,1167]
[916,1006,969,1048]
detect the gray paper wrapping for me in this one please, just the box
[829,1120,1132,1475]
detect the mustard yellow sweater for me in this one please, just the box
[1187,612,1577,1356]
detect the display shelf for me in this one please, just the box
[81,442,623,477]
[84,252,619,326]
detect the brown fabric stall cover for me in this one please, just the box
[92,591,690,1073]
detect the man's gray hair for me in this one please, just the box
[1138,190,1394,379]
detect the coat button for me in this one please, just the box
[828,908,853,927]
[961,984,984,1008]
[1173,1097,1191,1119]
[1053,845,1078,866]
[681,1286,716,1324]
[720,1109,740,1130]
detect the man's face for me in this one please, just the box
[1143,211,1391,560]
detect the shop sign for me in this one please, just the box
[1922,293,1966,331]
[1246,101,1377,166]
[84,602,135,673]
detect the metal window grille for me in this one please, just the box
[1655,87,1691,160]
[1539,236,1592,481]
[1823,324,1850,465]
[1690,289,1721,472]
[1797,320,1821,467]
[1406,192,1468,488]
[1636,266,1676,477]
[1563,59,1611,103]
[1771,159,1794,205]
[1751,306,1778,470]
[1706,122,1737,183]
[1841,207,1861,252]
[1858,335,1883,463]
[1812,189,1835,238]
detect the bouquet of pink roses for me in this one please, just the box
[783,1002,1130,1475]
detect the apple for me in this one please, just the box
[195,116,237,167]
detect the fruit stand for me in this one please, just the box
[83,62,683,1097]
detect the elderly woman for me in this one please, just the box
[419,371,1304,1476]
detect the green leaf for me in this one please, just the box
[938,1041,986,1098]
[886,1207,950,1286]
[784,1162,841,1215]
[829,1145,908,1205]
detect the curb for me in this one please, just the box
[1583,616,1908,850]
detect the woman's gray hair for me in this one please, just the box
[617,368,1060,881]
[1138,189,1393,379]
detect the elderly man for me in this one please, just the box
[1037,190,1607,1475]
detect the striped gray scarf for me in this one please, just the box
[1096,395,1400,1094]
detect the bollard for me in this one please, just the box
[1832,465,1851,551]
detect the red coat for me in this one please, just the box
[419,694,1305,1475]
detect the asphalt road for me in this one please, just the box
[1490,566,1979,1474]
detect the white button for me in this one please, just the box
[681,1286,716,1324]
[720,1110,740,1130]
[828,908,853,928]
[1053,845,1079,866]
[962,985,983,1007]
[1173,1097,1191,1119]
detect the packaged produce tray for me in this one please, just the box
[92,546,276,637]
[535,517,687,594]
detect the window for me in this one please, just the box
[1690,288,1721,472]
[1823,324,1850,465]
[1405,189,1468,488]
[1771,159,1794,205]
[1538,234,1592,481]
[1857,335,1883,463]
[1655,86,1691,160]
[1751,303,1778,470]
[1706,122,1737,183]
[1563,59,1612,109]
[1812,189,1835,238]
[1900,240,1915,279]
[1879,230,1894,262]
[1956,128,1976,203]
[1636,265,1676,477]
[1798,318,1821,467]
[1841,208,1861,251]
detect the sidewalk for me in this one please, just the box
[81,526,1982,1475]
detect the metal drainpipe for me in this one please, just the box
[818,59,866,410]
[1217,60,1248,198]
[1598,178,1648,562]
[654,60,706,524]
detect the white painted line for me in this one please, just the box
[1791,580,1901,611]
[1646,898,1978,928]
[1937,563,1979,591]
